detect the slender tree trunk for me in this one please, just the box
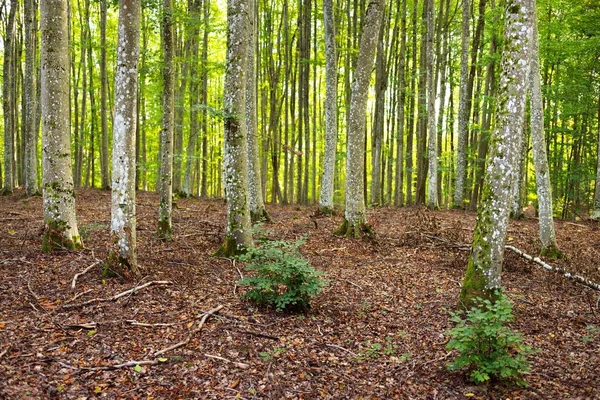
[24,0,39,195]
[100,0,110,189]
[215,0,253,256]
[459,0,531,307]
[2,0,17,194]
[335,0,383,237]
[200,0,210,197]
[415,0,428,205]
[394,0,407,206]
[426,0,438,209]
[110,0,141,276]
[41,0,82,250]
[528,0,560,257]
[158,0,175,239]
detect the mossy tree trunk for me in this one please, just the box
[2,0,17,195]
[100,0,110,190]
[40,0,82,251]
[158,0,175,239]
[426,0,438,210]
[592,95,600,221]
[215,0,253,257]
[459,0,531,308]
[110,0,141,276]
[336,0,384,237]
[24,0,39,196]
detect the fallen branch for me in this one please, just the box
[71,261,101,289]
[64,289,93,305]
[126,320,176,328]
[322,343,359,357]
[233,329,279,341]
[153,305,223,357]
[58,359,159,371]
[0,345,10,359]
[63,281,173,309]
[505,245,600,292]
[204,353,249,369]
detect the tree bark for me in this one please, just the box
[100,0,110,190]
[459,0,531,307]
[41,0,83,251]
[24,0,39,195]
[110,0,141,276]
[335,0,384,237]
[215,0,253,256]
[394,0,407,207]
[426,0,438,209]
[158,0,175,239]
[2,0,17,194]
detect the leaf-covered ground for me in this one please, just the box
[1,189,599,399]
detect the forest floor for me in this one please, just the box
[1,189,599,399]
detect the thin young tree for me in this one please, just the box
[100,0,110,190]
[40,0,83,250]
[24,0,39,196]
[246,0,269,222]
[459,0,531,307]
[528,0,561,257]
[110,0,141,275]
[593,95,600,220]
[215,0,253,256]
[426,0,438,209]
[158,0,175,239]
[2,0,17,195]
[318,0,338,214]
[335,0,384,237]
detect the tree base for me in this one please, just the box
[316,206,337,216]
[251,208,272,224]
[105,251,140,279]
[1,188,14,196]
[157,220,173,241]
[540,244,564,260]
[333,219,374,238]
[458,257,501,310]
[42,225,83,252]
[214,235,247,258]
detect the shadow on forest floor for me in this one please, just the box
[0,189,599,398]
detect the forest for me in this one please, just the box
[1,0,600,398]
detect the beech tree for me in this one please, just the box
[40,0,83,251]
[426,0,438,210]
[335,0,384,237]
[24,0,39,196]
[2,0,17,195]
[215,0,253,256]
[110,0,141,275]
[318,0,338,214]
[459,0,531,307]
[158,0,175,239]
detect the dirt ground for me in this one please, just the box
[1,189,599,399]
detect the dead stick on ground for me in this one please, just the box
[64,289,93,305]
[153,305,223,357]
[505,245,600,292]
[63,281,173,309]
[0,346,10,359]
[58,359,159,371]
[323,343,359,357]
[204,353,249,369]
[126,320,176,328]
[71,261,101,290]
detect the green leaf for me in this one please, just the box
[134,364,143,373]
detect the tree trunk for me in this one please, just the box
[100,0,110,190]
[415,0,428,205]
[158,0,175,239]
[459,0,531,307]
[593,95,600,220]
[41,0,82,251]
[215,0,253,256]
[528,0,560,257]
[335,0,383,237]
[2,0,17,194]
[426,0,438,209]
[24,0,39,195]
[394,0,407,207]
[110,0,141,276]
[319,0,338,213]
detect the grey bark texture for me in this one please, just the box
[459,0,531,306]
[2,0,17,194]
[394,0,407,207]
[336,0,384,237]
[24,0,39,196]
[100,0,110,190]
[216,0,253,256]
[110,0,141,275]
[318,0,338,213]
[528,0,560,256]
[158,0,175,239]
[40,0,82,250]
[426,0,438,209]
[454,0,471,207]
[246,0,268,222]
[593,95,600,220]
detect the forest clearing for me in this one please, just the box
[1,190,599,399]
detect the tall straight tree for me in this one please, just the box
[394,0,407,207]
[100,0,110,190]
[335,0,384,237]
[459,0,531,307]
[318,0,338,214]
[110,0,141,275]
[158,0,175,239]
[454,0,471,207]
[593,95,600,220]
[246,0,269,222]
[215,0,253,256]
[24,0,39,196]
[40,0,82,250]
[2,0,17,194]
[528,0,560,257]
[426,0,438,209]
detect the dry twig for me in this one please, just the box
[71,261,101,289]
[204,353,249,369]
[63,281,173,309]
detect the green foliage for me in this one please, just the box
[446,293,534,386]
[238,238,326,312]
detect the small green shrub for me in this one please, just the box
[238,238,326,311]
[446,292,534,386]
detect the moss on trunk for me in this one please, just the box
[157,219,173,240]
[214,235,247,258]
[333,219,374,238]
[540,244,564,260]
[41,220,83,252]
[250,209,272,224]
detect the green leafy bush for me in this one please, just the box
[238,238,326,311]
[446,293,534,386]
